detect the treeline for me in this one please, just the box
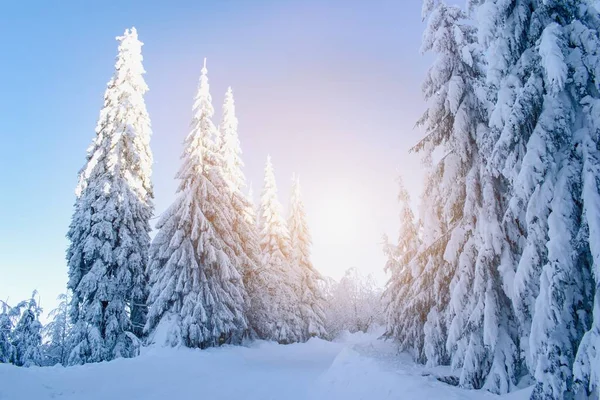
[0,27,384,369]
[383,1,600,399]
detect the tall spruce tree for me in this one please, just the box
[288,175,327,341]
[256,156,303,343]
[408,0,485,369]
[66,27,153,364]
[145,60,248,348]
[472,1,600,397]
[382,176,420,358]
[217,87,263,339]
[393,0,520,392]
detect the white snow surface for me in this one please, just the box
[0,330,533,400]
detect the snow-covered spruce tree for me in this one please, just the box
[473,1,600,397]
[145,60,248,348]
[66,27,153,364]
[217,87,263,340]
[0,300,17,364]
[407,0,484,367]
[382,176,420,357]
[409,0,519,392]
[255,156,303,343]
[575,77,600,397]
[288,175,327,341]
[400,171,451,365]
[11,292,43,367]
[43,293,71,366]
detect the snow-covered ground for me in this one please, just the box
[0,331,532,400]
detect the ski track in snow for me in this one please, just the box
[0,331,532,400]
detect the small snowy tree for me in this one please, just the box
[288,175,327,341]
[145,59,248,349]
[0,300,17,364]
[11,292,43,367]
[66,27,153,364]
[43,293,71,366]
[255,156,303,343]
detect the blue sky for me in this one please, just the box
[0,0,429,313]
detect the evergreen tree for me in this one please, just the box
[145,59,248,348]
[382,176,420,358]
[402,0,520,392]
[43,293,71,366]
[0,300,17,364]
[473,1,600,397]
[11,292,43,367]
[66,27,153,364]
[256,156,303,343]
[217,87,262,341]
[409,0,485,370]
[288,175,327,340]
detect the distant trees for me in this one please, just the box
[43,293,71,366]
[324,268,383,340]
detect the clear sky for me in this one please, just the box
[0,0,430,314]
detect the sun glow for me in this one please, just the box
[311,195,361,245]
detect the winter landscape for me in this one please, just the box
[2,0,600,399]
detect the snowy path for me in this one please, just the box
[0,332,531,400]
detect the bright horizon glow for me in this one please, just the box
[0,0,429,314]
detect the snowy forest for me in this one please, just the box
[2,0,600,399]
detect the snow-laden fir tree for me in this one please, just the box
[575,77,600,397]
[255,156,303,343]
[43,293,71,366]
[11,292,43,367]
[66,27,153,364]
[407,0,486,368]
[382,176,420,358]
[288,175,327,341]
[400,171,450,365]
[0,301,17,364]
[145,60,248,348]
[217,87,263,339]
[398,0,520,392]
[472,0,600,397]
